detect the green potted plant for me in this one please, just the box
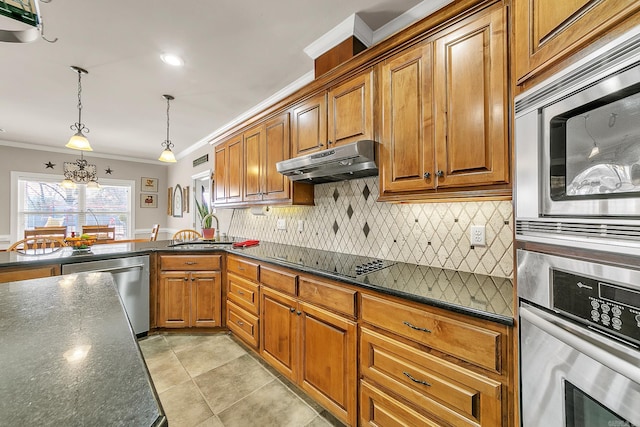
[194,198,215,240]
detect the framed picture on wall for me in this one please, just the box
[167,187,173,216]
[140,193,157,208]
[183,186,189,213]
[141,177,158,192]
[173,184,183,218]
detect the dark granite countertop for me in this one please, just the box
[0,239,514,325]
[0,272,166,426]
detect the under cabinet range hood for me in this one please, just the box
[276,140,378,184]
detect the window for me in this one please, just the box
[12,172,135,241]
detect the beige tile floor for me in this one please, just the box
[139,333,346,427]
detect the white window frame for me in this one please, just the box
[10,171,136,243]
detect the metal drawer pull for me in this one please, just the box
[403,321,431,333]
[185,261,198,265]
[290,307,296,313]
[238,291,245,295]
[238,266,245,271]
[403,371,431,387]
[236,320,244,326]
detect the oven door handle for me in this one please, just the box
[521,304,640,385]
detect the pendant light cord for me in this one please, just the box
[77,70,83,125]
[166,96,170,143]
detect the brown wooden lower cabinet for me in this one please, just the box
[0,264,60,283]
[157,255,222,328]
[260,285,357,427]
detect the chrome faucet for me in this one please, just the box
[201,213,220,240]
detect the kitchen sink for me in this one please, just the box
[168,241,234,249]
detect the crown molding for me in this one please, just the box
[0,139,164,165]
[304,14,373,60]
[199,70,315,148]
[373,0,454,44]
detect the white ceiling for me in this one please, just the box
[0,0,429,163]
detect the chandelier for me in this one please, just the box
[62,152,99,188]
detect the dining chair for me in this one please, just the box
[8,237,68,254]
[81,225,116,242]
[150,224,160,241]
[172,229,202,241]
[25,226,67,240]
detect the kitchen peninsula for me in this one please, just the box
[0,272,166,426]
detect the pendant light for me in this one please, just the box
[66,66,93,151]
[158,94,177,163]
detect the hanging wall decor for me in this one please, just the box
[167,187,173,216]
[173,184,183,218]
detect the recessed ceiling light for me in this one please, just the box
[0,128,5,132]
[161,53,184,67]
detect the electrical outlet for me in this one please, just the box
[470,225,486,246]
[297,220,304,232]
[277,219,286,230]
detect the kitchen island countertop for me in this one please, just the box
[0,272,166,426]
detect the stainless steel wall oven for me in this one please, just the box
[515,26,640,427]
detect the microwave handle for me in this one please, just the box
[520,303,640,385]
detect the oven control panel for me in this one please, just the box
[552,270,640,346]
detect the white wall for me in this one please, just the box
[0,144,169,246]
[166,144,234,238]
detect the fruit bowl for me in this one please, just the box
[65,235,97,250]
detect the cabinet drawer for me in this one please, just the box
[227,300,259,349]
[361,327,502,427]
[161,255,221,271]
[260,265,297,295]
[227,273,260,315]
[227,256,259,281]
[360,294,501,371]
[360,380,441,427]
[299,276,356,317]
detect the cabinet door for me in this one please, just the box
[260,287,298,380]
[299,301,357,427]
[327,70,373,147]
[158,271,190,328]
[213,143,227,205]
[243,124,265,202]
[433,5,508,188]
[379,42,435,197]
[190,271,222,327]
[0,265,59,283]
[227,136,244,203]
[292,92,327,157]
[263,113,291,202]
[514,0,640,85]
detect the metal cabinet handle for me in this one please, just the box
[403,321,431,333]
[296,311,302,316]
[238,290,245,295]
[191,278,195,281]
[403,371,431,387]
[423,172,431,179]
[185,261,197,265]
[290,307,296,313]
[436,170,444,177]
[238,266,245,271]
[237,320,244,326]
[327,140,332,146]
[184,277,188,281]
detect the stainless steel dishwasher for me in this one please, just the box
[62,256,150,337]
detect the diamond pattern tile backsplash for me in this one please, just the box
[228,177,514,278]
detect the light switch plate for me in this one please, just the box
[470,225,486,246]
[277,218,286,230]
[297,220,304,232]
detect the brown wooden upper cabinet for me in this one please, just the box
[514,0,640,87]
[379,4,509,201]
[327,70,374,148]
[214,113,314,208]
[213,135,243,206]
[292,70,374,157]
[291,92,328,157]
[244,113,303,203]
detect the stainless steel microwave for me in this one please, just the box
[515,26,640,253]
